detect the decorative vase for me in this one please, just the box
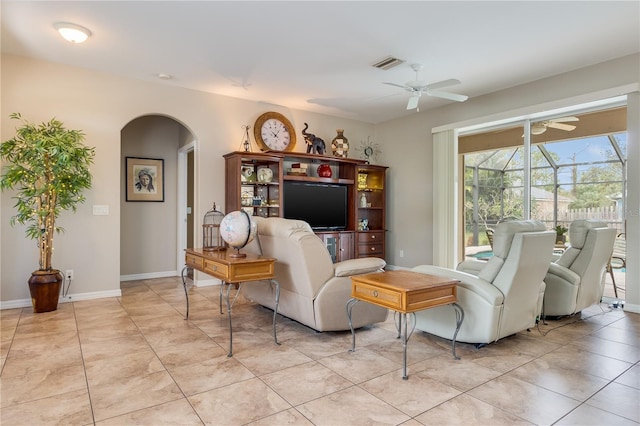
[317,164,332,178]
[331,129,349,158]
[28,269,63,313]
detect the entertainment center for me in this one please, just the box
[224,151,387,261]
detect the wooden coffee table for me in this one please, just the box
[347,270,463,379]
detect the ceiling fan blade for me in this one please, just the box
[406,94,420,110]
[549,116,579,123]
[427,90,468,102]
[425,78,461,91]
[383,82,410,90]
[547,122,576,131]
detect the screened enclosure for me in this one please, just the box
[460,106,627,299]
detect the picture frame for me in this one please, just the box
[126,157,164,202]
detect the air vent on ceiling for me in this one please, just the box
[372,56,405,70]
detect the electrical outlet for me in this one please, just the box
[65,269,74,281]
[399,250,404,258]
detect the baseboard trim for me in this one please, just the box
[120,270,179,282]
[0,289,123,310]
[120,270,220,288]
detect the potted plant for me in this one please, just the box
[0,113,95,312]
[554,224,568,244]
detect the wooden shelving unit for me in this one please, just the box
[224,151,387,261]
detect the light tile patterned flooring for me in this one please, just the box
[1,276,639,425]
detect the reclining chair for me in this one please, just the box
[543,220,617,317]
[243,217,388,332]
[412,220,555,345]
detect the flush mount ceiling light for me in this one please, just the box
[54,22,91,43]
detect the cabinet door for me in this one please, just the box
[318,232,354,262]
[337,232,354,262]
[318,232,339,263]
[225,152,282,218]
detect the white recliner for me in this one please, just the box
[242,217,388,332]
[412,220,555,345]
[543,220,617,317]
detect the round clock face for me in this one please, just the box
[254,112,297,152]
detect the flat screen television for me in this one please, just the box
[283,181,348,231]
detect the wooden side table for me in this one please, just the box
[347,270,463,379]
[182,248,278,357]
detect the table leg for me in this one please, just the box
[181,265,189,320]
[451,303,464,360]
[400,312,417,380]
[394,311,401,339]
[219,283,224,315]
[346,298,359,352]
[225,282,234,357]
[271,279,281,346]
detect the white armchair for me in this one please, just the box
[412,220,555,345]
[543,220,617,317]
[243,217,388,332]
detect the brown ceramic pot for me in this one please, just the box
[28,270,63,313]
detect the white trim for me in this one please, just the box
[193,277,221,287]
[1,289,122,310]
[120,270,178,282]
[433,85,636,134]
[177,142,195,272]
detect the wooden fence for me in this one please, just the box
[537,206,624,233]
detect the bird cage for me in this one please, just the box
[202,202,225,251]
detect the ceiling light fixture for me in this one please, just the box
[54,22,91,43]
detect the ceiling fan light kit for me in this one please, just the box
[383,63,468,111]
[529,117,580,135]
[531,123,548,135]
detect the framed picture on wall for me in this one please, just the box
[126,157,164,202]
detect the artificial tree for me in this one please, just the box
[0,113,95,312]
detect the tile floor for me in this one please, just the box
[1,276,638,425]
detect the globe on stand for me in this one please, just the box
[219,210,257,258]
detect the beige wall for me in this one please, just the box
[377,53,639,269]
[1,52,638,309]
[0,54,374,307]
[376,53,639,311]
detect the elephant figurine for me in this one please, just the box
[302,123,326,155]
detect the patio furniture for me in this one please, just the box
[485,228,494,249]
[606,232,626,298]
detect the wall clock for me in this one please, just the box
[253,112,297,152]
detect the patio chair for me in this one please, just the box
[606,232,626,298]
[485,228,494,249]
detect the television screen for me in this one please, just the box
[283,181,348,230]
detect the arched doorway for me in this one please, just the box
[120,115,195,281]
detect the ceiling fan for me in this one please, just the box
[530,117,579,135]
[383,63,468,111]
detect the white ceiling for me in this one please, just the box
[2,1,639,124]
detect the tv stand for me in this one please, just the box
[224,151,387,261]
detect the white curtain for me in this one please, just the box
[432,129,457,268]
